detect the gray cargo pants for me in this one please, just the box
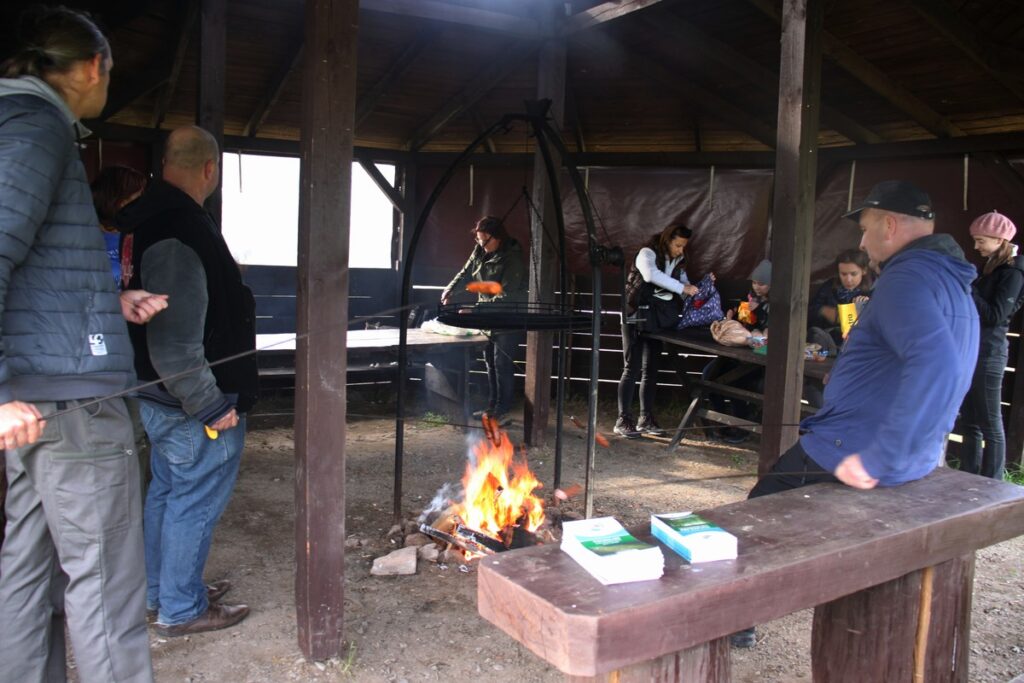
[0,398,153,683]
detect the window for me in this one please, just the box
[221,152,396,268]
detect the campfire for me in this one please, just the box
[419,420,549,558]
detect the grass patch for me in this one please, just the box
[1005,463,1024,486]
[420,411,450,427]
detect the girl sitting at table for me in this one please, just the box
[807,249,873,353]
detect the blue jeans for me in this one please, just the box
[140,402,246,625]
[958,351,1007,480]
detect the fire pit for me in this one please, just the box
[418,422,552,559]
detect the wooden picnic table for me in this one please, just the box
[478,467,1024,682]
[647,328,834,448]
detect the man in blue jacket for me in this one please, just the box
[758,180,979,493]
[731,180,979,648]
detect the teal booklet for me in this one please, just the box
[650,511,737,563]
[561,517,664,585]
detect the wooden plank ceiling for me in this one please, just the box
[2,0,1023,153]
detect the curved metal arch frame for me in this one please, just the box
[394,102,607,521]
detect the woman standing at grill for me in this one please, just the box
[617,224,700,438]
[958,211,1024,480]
[441,216,527,425]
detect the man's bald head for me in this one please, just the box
[164,126,218,170]
[162,126,220,204]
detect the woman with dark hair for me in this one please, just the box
[959,211,1024,480]
[91,164,147,284]
[0,7,162,681]
[617,223,701,438]
[441,215,527,425]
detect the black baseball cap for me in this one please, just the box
[843,180,935,221]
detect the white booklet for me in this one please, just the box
[561,517,664,585]
[650,511,737,563]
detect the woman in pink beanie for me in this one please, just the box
[958,211,1024,480]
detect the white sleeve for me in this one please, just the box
[635,248,685,294]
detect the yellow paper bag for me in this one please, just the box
[838,302,858,338]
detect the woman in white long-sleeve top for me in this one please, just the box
[617,224,698,438]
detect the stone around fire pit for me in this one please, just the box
[370,546,418,576]
[404,533,432,547]
[417,545,440,562]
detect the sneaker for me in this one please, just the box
[636,414,667,437]
[613,416,642,439]
[730,627,756,648]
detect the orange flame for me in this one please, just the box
[454,427,545,543]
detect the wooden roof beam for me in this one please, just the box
[467,107,498,153]
[906,0,1024,105]
[355,31,432,129]
[638,12,882,145]
[360,0,539,38]
[358,159,403,211]
[152,0,199,129]
[574,33,778,148]
[244,39,304,137]
[406,40,539,152]
[98,62,169,121]
[564,0,672,35]
[744,0,964,138]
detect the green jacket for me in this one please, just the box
[443,238,527,304]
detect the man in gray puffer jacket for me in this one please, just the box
[0,8,165,683]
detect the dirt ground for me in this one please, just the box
[143,396,1024,683]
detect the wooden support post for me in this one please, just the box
[197,0,225,225]
[566,638,731,683]
[524,7,566,446]
[295,0,358,661]
[760,0,823,475]
[811,554,973,682]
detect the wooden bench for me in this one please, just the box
[477,467,1024,682]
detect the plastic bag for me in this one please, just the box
[710,319,753,347]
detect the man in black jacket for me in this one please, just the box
[119,126,258,637]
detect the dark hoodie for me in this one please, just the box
[800,234,979,486]
[117,180,257,423]
[971,254,1024,357]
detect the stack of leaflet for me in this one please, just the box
[560,517,664,585]
[650,511,738,563]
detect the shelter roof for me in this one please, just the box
[2,0,1023,153]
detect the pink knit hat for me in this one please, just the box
[969,211,1017,241]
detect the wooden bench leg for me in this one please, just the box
[567,637,731,682]
[811,553,974,683]
[669,396,702,451]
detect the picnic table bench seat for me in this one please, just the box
[477,467,1024,682]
